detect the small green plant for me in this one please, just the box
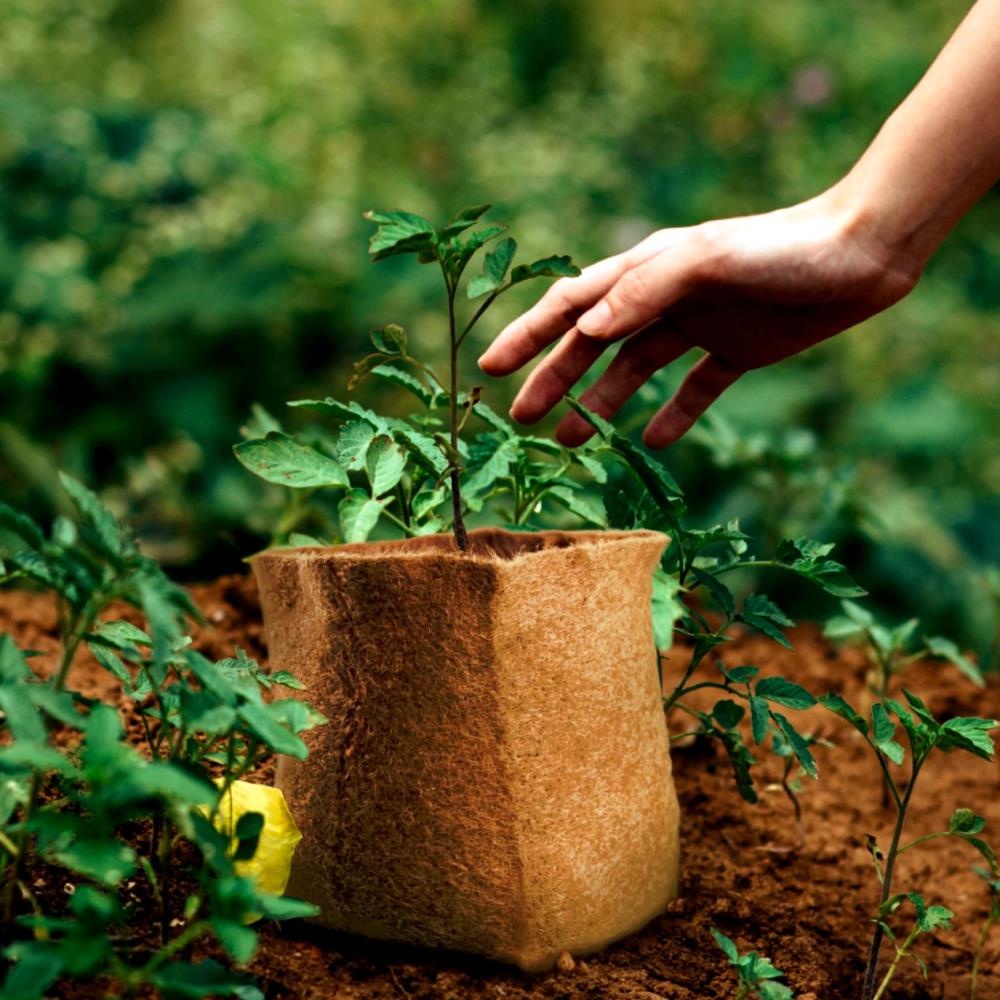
[825,598,983,701]
[234,205,581,551]
[710,927,793,999]
[869,892,954,1000]
[820,689,998,1000]
[970,865,1000,1000]
[0,479,325,997]
[567,399,863,810]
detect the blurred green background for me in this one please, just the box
[1,0,998,656]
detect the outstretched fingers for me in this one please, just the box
[509,328,609,424]
[554,323,692,446]
[478,254,629,376]
[642,354,743,449]
[575,236,703,342]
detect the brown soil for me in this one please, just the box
[3,577,999,1000]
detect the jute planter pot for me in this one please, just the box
[253,528,680,972]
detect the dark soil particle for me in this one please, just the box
[2,576,999,1000]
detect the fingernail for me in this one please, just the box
[577,301,612,337]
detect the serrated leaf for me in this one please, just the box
[338,489,385,543]
[819,691,869,736]
[772,712,818,778]
[370,323,407,355]
[234,433,348,489]
[949,808,986,836]
[938,716,998,761]
[370,364,436,407]
[693,569,735,618]
[925,635,983,686]
[58,472,122,558]
[712,699,745,730]
[756,676,816,711]
[54,839,136,886]
[467,236,517,298]
[509,254,581,283]
[710,927,740,963]
[719,727,757,803]
[365,436,407,496]
[871,703,905,765]
[363,209,436,261]
[438,204,491,240]
[0,502,46,551]
[749,694,769,745]
[546,484,607,527]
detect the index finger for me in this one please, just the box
[477,254,628,376]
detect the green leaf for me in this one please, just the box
[365,436,407,496]
[546,484,608,527]
[949,808,986,836]
[755,676,816,711]
[719,727,757,803]
[925,635,984,686]
[0,634,32,684]
[710,927,740,963]
[938,716,998,761]
[693,570,736,618]
[370,364,436,407]
[91,619,152,650]
[338,489,385,543]
[288,397,385,429]
[333,421,376,472]
[150,959,261,999]
[472,401,515,434]
[771,712,818,778]
[136,762,218,804]
[871,703,905,765]
[370,323,407,355]
[269,670,305,690]
[0,688,46,742]
[54,838,136,886]
[464,436,519,498]
[287,533,326,548]
[774,537,867,598]
[0,502,46,551]
[438,203,491,240]
[237,703,308,759]
[721,664,759,684]
[392,424,448,475]
[712,699,745,730]
[212,919,258,963]
[509,255,581,284]
[1,942,63,1000]
[363,209,436,262]
[749,694,769,745]
[58,472,122,558]
[819,691,869,737]
[467,236,517,298]
[251,892,321,921]
[234,433,348,489]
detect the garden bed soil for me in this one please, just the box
[2,575,998,999]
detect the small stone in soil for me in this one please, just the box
[556,951,576,973]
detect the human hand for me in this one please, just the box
[477,189,921,448]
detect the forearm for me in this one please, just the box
[835,0,1000,274]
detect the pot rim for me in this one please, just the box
[250,527,668,566]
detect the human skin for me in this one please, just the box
[478,0,1000,449]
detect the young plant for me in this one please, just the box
[235,205,581,551]
[567,397,864,810]
[820,689,998,1000]
[825,598,983,702]
[1,482,325,998]
[970,865,1000,1000]
[870,892,954,1000]
[710,927,794,999]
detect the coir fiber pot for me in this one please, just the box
[252,528,680,972]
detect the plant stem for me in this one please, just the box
[970,909,998,1000]
[871,924,921,1000]
[444,273,468,552]
[862,757,924,1000]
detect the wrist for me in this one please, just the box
[820,170,935,289]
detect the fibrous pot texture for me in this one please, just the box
[253,528,679,972]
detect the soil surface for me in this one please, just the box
[3,576,999,1000]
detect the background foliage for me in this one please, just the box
[1,0,998,655]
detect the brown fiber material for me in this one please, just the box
[252,528,679,972]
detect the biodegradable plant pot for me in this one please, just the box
[252,528,680,972]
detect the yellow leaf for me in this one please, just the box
[210,780,302,897]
